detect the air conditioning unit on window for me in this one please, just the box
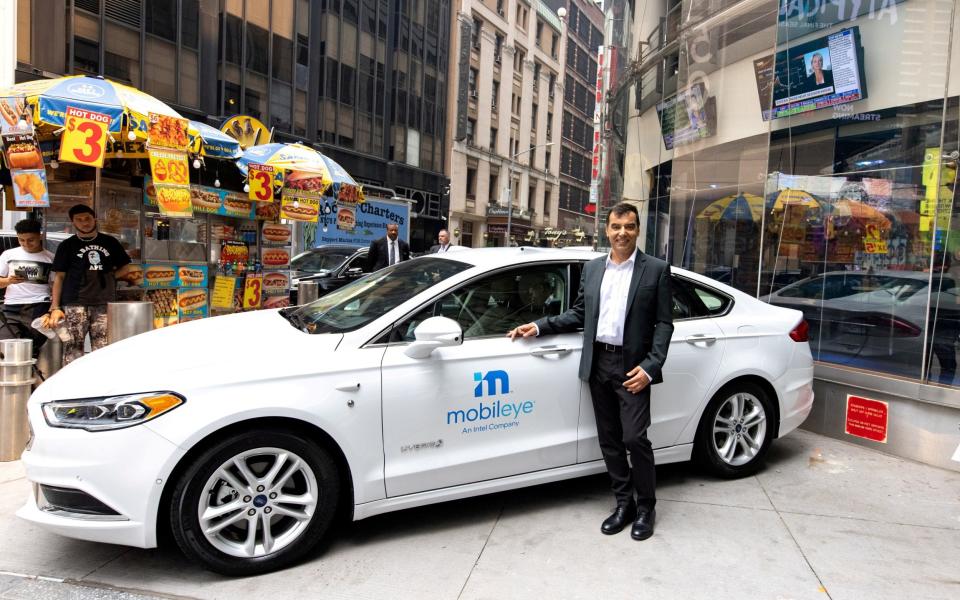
[497,8,505,17]
[494,55,502,64]
[470,89,479,98]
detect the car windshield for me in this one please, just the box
[290,249,356,272]
[285,257,472,334]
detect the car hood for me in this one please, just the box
[31,310,343,403]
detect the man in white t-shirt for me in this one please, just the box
[0,219,55,352]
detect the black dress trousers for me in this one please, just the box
[588,344,656,510]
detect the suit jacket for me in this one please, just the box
[429,244,455,254]
[535,251,674,384]
[368,236,411,271]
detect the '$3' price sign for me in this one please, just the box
[248,163,275,202]
[243,275,263,310]
[59,106,111,168]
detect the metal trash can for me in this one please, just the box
[107,301,155,344]
[0,339,34,462]
[298,281,320,305]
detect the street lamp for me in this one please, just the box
[504,141,556,246]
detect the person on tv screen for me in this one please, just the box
[805,52,833,93]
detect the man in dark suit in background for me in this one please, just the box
[429,229,454,253]
[367,223,410,271]
[508,202,674,541]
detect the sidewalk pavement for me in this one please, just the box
[0,429,958,600]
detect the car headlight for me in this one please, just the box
[42,392,185,432]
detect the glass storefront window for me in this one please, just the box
[625,0,960,388]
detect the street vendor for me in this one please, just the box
[0,218,54,353]
[44,204,138,365]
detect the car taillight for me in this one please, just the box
[789,319,809,342]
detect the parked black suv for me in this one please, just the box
[289,245,371,304]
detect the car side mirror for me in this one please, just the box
[345,267,364,277]
[404,316,463,359]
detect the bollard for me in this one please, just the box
[107,301,155,344]
[298,281,320,305]
[0,339,34,462]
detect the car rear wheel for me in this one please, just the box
[695,382,774,478]
[169,431,340,575]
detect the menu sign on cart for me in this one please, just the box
[149,149,192,217]
[248,163,276,202]
[147,113,190,152]
[242,275,263,310]
[211,276,237,310]
[59,106,110,168]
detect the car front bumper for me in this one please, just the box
[17,411,185,549]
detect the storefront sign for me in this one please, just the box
[58,106,110,168]
[177,264,208,288]
[242,275,263,310]
[248,163,275,202]
[220,241,249,265]
[589,45,605,206]
[261,223,292,246]
[280,191,321,222]
[146,288,179,329]
[10,168,50,207]
[220,115,271,149]
[844,394,888,443]
[148,113,190,151]
[863,223,888,254]
[178,288,208,321]
[149,149,192,217]
[211,275,238,310]
[1,99,44,171]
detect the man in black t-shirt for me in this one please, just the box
[46,205,135,365]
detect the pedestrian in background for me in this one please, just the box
[0,218,54,353]
[367,223,410,271]
[429,229,454,253]
[45,205,136,365]
[508,202,674,541]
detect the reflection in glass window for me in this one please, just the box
[291,258,471,334]
[394,265,568,342]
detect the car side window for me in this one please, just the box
[671,276,730,319]
[389,264,569,342]
[344,253,371,274]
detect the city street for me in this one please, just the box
[0,429,957,600]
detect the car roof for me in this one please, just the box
[427,246,743,294]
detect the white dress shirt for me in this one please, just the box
[595,249,637,346]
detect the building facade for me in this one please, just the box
[556,0,602,247]
[446,0,566,248]
[14,0,451,252]
[615,0,960,470]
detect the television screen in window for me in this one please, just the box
[754,26,867,121]
[656,82,716,150]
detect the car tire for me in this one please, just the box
[694,381,774,478]
[169,430,340,575]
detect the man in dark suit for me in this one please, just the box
[429,229,454,253]
[367,223,410,271]
[508,202,673,541]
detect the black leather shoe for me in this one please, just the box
[601,502,636,535]
[631,508,656,541]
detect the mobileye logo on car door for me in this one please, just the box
[447,371,535,432]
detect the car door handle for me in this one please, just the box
[335,382,361,391]
[530,345,574,357]
[686,334,717,345]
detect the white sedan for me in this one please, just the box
[19,248,814,575]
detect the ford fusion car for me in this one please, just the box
[19,248,814,575]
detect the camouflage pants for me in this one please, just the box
[63,305,108,365]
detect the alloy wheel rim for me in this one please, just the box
[711,392,767,467]
[198,447,319,558]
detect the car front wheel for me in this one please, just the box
[695,382,774,478]
[169,430,340,575]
